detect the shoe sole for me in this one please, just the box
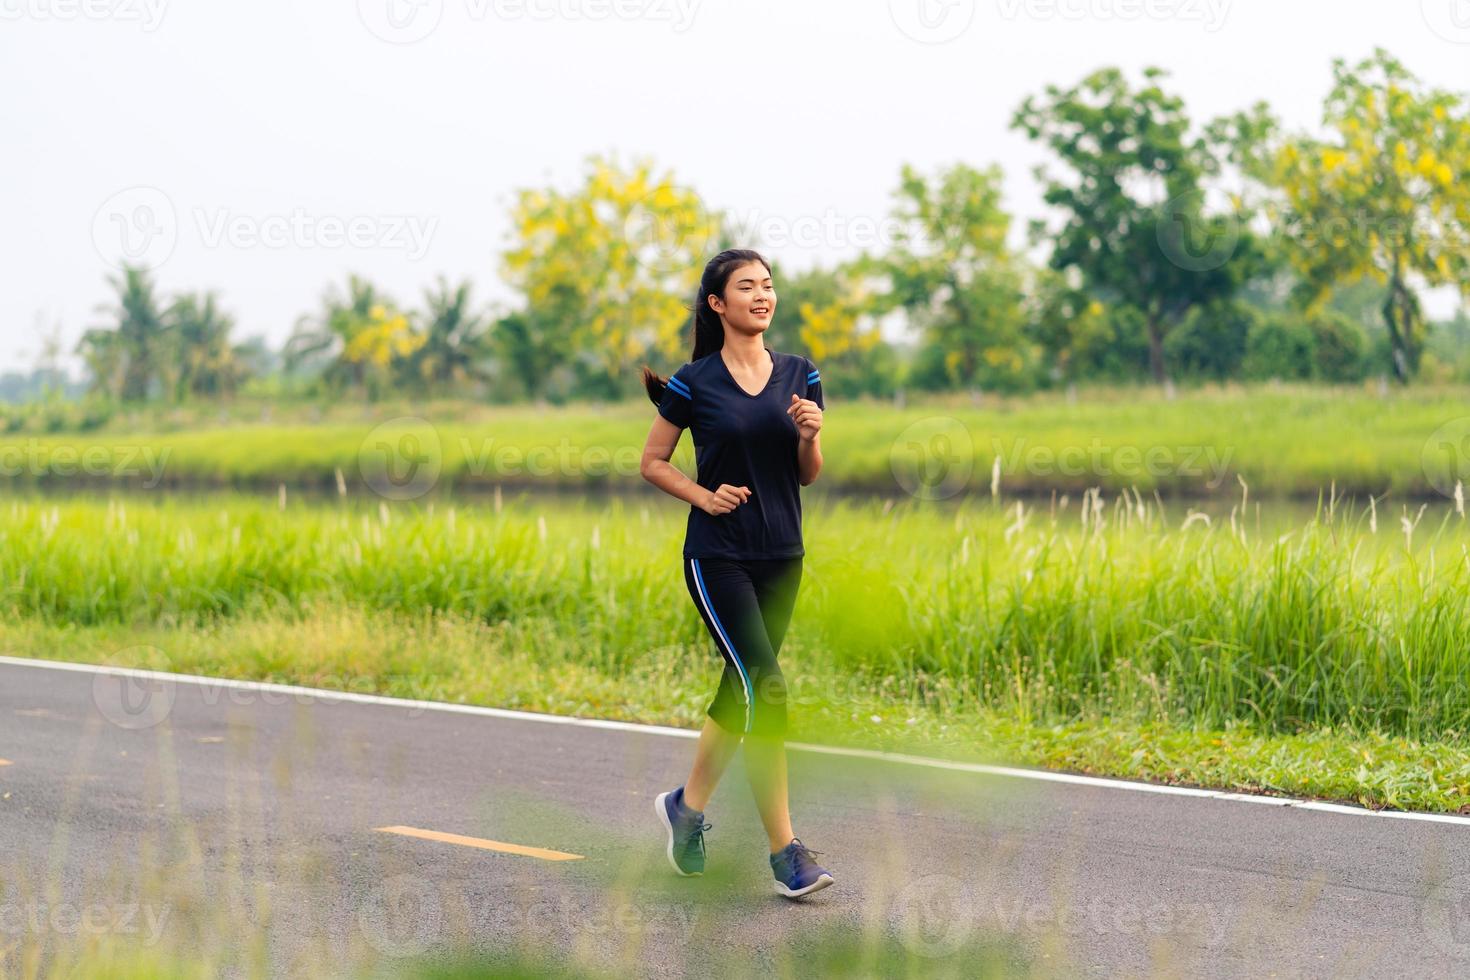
[774,873,834,899]
[654,792,702,877]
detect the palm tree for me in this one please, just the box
[403,277,492,391]
[167,291,248,399]
[78,265,167,402]
[284,274,384,391]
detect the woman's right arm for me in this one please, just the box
[641,416,749,515]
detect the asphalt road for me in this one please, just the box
[3,655,1470,979]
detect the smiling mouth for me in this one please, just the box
[752,308,770,315]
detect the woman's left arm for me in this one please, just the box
[788,393,823,486]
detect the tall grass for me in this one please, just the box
[4,490,1468,743]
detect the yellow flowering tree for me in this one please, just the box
[501,153,724,393]
[1271,48,1470,381]
[342,304,426,399]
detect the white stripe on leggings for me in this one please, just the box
[688,557,754,733]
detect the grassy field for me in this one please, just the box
[5,489,1470,814]
[4,383,1470,499]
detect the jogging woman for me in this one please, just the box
[638,248,834,899]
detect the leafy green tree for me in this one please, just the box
[772,262,896,397]
[166,291,248,399]
[78,265,168,402]
[284,274,389,393]
[1267,48,1470,382]
[1013,67,1262,384]
[869,162,1030,391]
[403,277,492,391]
[1163,300,1255,381]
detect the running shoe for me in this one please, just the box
[770,837,834,898]
[655,786,710,877]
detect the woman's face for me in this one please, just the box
[710,262,776,335]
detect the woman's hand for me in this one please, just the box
[701,483,751,516]
[787,394,822,442]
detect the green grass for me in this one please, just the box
[4,490,1470,812]
[4,383,1470,497]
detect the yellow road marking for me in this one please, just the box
[374,825,583,861]
[0,759,10,767]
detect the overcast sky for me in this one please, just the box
[4,0,1467,376]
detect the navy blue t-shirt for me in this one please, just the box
[656,347,824,560]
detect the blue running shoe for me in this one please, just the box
[770,837,834,898]
[655,786,710,877]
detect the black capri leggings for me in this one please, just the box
[683,556,803,739]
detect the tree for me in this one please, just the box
[166,291,249,399]
[1267,48,1470,382]
[284,274,390,393]
[403,277,492,391]
[342,304,425,401]
[775,262,894,398]
[868,162,1030,391]
[500,153,722,395]
[78,265,169,402]
[1012,67,1261,384]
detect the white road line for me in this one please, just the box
[3,653,1468,827]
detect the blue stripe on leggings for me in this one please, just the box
[691,557,754,734]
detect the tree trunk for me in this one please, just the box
[1146,314,1168,385]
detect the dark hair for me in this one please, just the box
[640,248,772,406]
